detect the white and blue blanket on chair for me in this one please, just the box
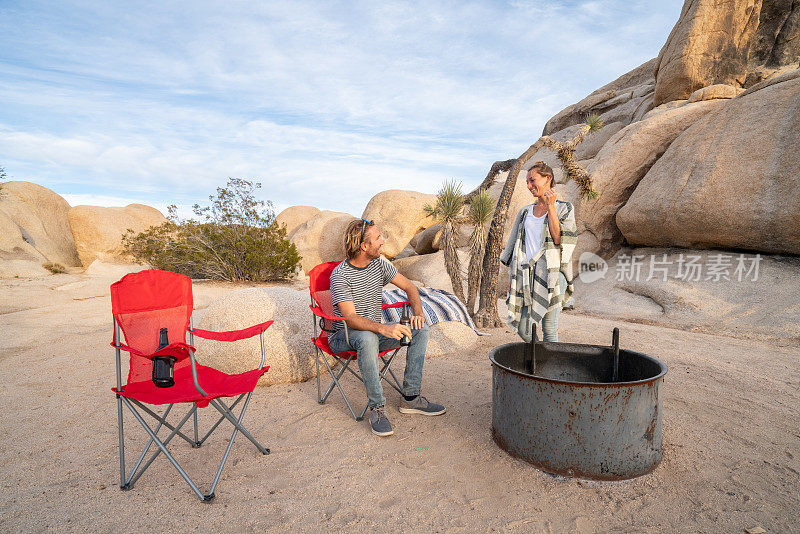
[381,287,485,334]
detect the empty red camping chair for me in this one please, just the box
[309,261,408,421]
[110,269,273,502]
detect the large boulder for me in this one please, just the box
[195,286,315,385]
[653,0,800,106]
[570,99,725,258]
[275,206,320,240]
[361,190,437,258]
[617,76,800,255]
[0,181,80,267]
[68,204,166,266]
[290,210,356,274]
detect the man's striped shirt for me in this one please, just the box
[330,258,398,331]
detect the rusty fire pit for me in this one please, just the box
[489,328,667,480]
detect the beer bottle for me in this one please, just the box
[400,304,411,346]
[152,327,175,388]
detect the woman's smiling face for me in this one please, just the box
[526,169,551,198]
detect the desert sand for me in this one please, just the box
[0,270,798,533]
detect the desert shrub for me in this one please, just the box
[43,262,66,274]
[122,178,301,282]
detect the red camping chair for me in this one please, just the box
[309,261,408,421]
[110,270,273,502]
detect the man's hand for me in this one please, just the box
[381,323,413,341]
[411,315,425,330]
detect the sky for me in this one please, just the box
[0,0,684,219]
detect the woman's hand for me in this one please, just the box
[542,189,558,211]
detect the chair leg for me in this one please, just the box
[315,347,322,402]
[126,404,175,487]
[206,392,259,498]
[116,395,127,490]
[125,403,197,489]
[317,352,360,420]
[209,398,269,455]
[121,398,206,501]
[193,409,200,447]
[197,394,245,446]
[130,399,196,446]
[320,357,351,403]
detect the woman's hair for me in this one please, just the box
[529,161,555,188]
[344,219,374,259]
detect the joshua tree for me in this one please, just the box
[472,114,603,328]
[542,113,604,200]
[424,179,466,303]
[466,188,495,316]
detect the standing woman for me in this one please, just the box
[500,161,577,342]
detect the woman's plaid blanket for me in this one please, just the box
[504,199,577,330]
[381,287,482,334]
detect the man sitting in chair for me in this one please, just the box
[328,218,446,437]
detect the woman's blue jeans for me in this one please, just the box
[328,324,429,409]
[517,271,567,343]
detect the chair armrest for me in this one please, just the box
[189,320,274,342]
[110,341,195,360]
[310,306,350,346]
[310,305,347,322]
[381,301,410,310]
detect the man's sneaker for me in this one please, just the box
[399,395,446,416]
[369,406,394,436]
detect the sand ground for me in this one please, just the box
[0,272,798,532]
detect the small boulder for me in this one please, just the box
[425,321,479,357]
[195,286,315,385]
[290,210,356,274]
[414,222,472,254]
[68,204,166,267]
[275,206,320,240]
[361,190,437,258]
[687,84,743,103]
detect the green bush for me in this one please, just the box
[43,262,66,274]
[122,178,301,282]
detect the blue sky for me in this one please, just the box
[0,1,683,218]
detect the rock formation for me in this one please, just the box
[0,181,80,270]
[275,205,320,239]
[68,204,167,266]
[361,190,438,258]
[653,0,800,107]
[617,75,800,254]
[289,210,357,274]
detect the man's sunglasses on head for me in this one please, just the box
[360,218,373,242]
